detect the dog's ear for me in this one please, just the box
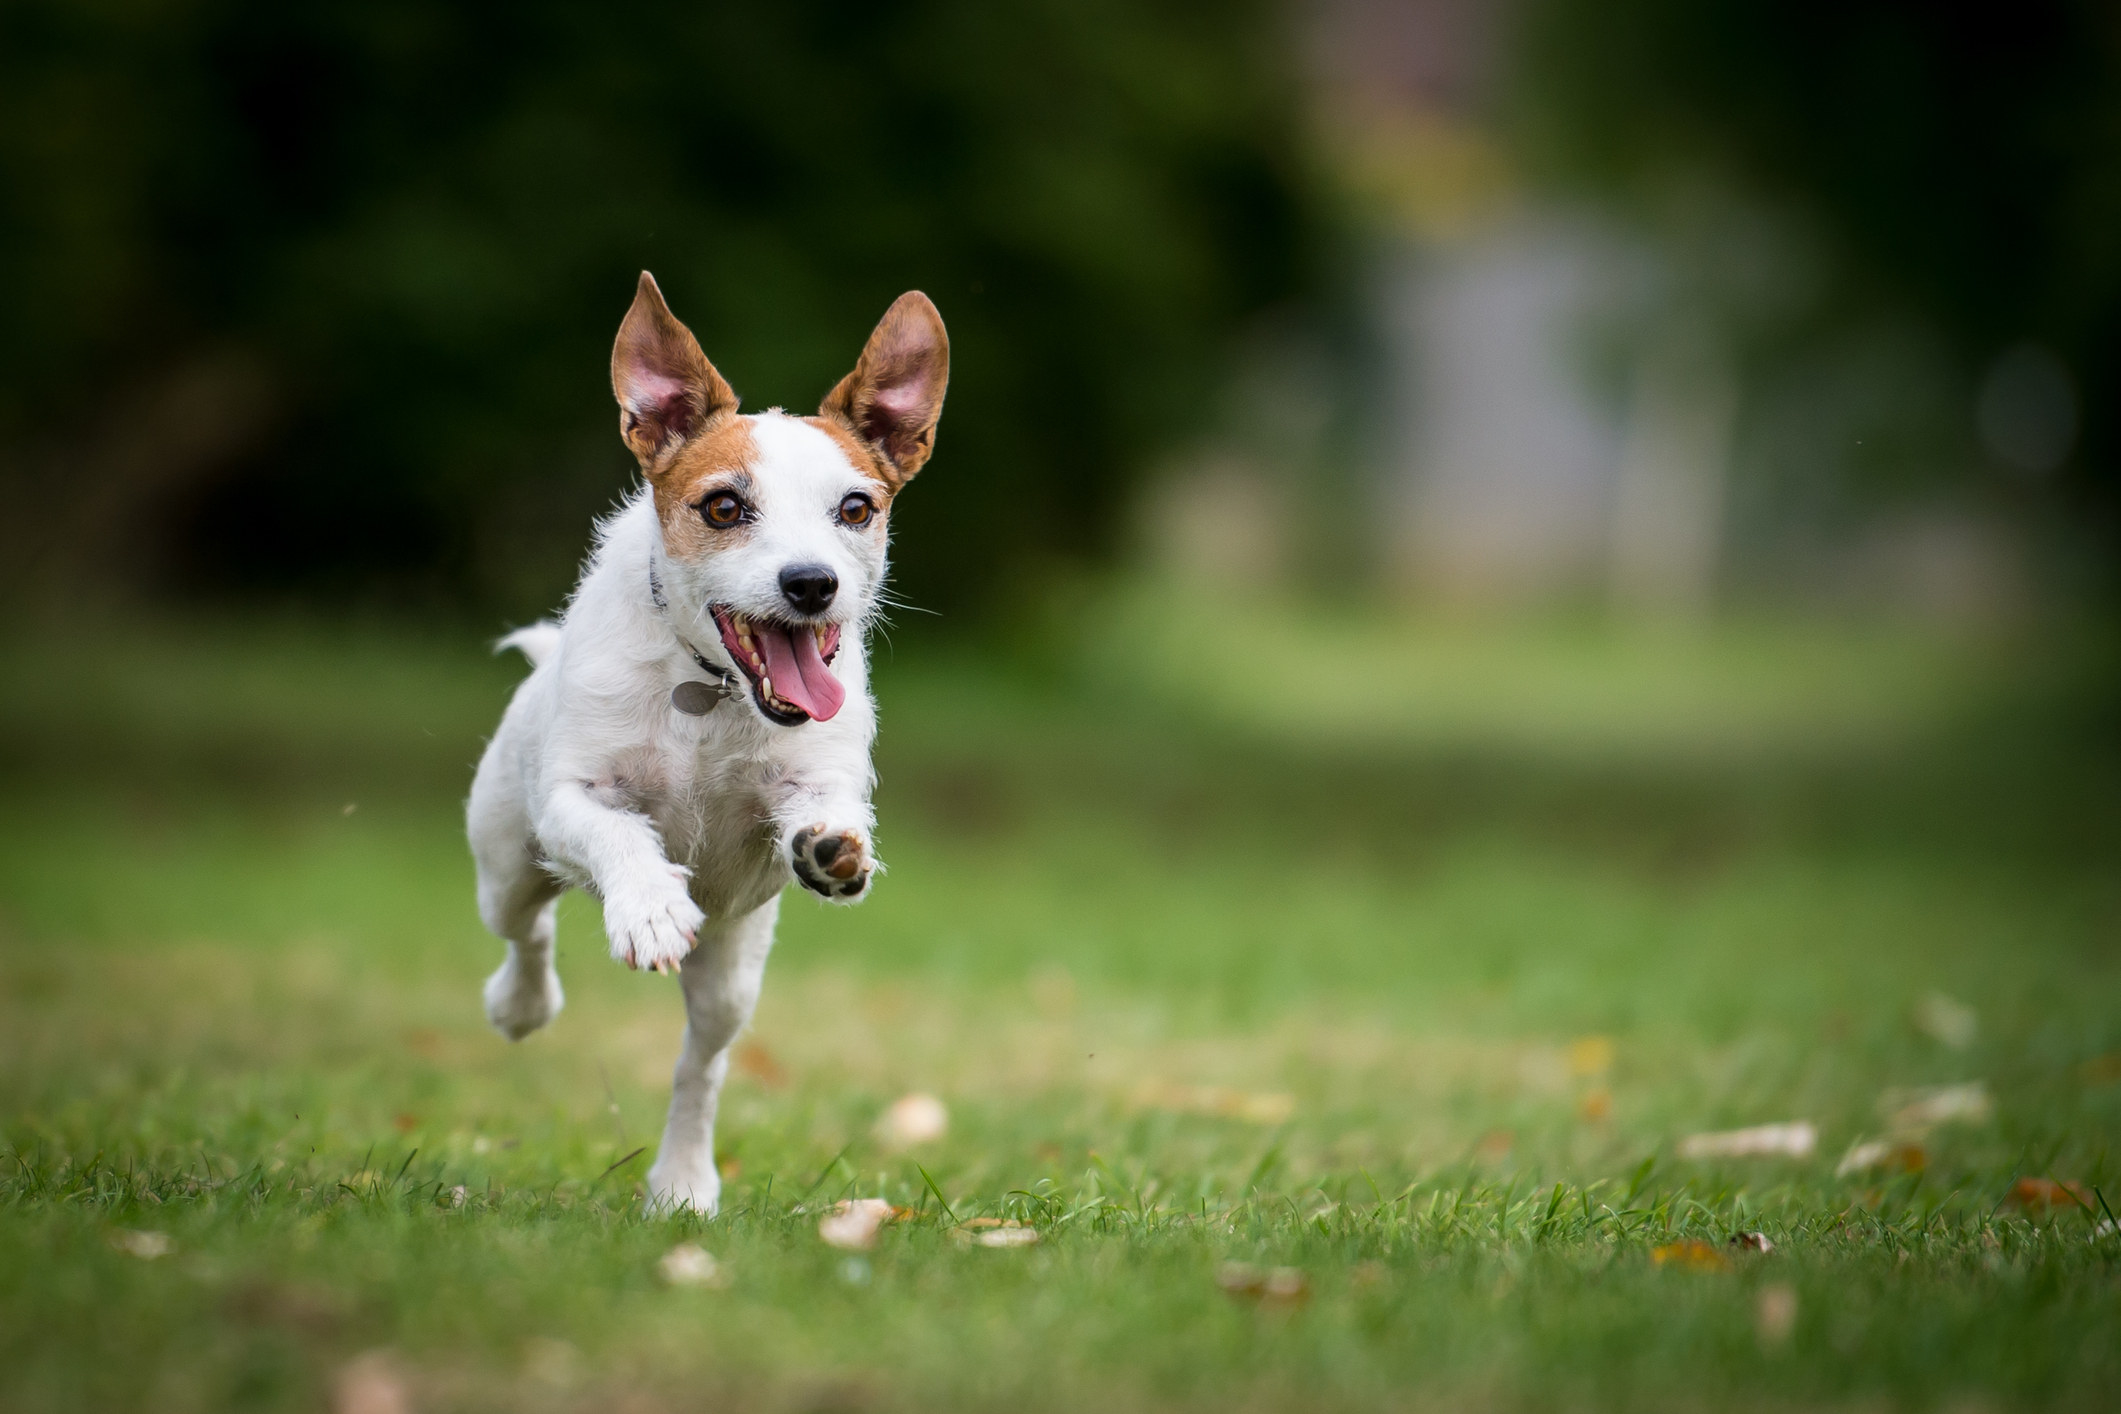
[611,272,738,469]
[821,292,949,488]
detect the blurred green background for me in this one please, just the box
[4,3,2120,1412]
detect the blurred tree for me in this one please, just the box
[1511,0,2121,569]
[0,0,1316,620]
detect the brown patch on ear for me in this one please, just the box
[612,271,738,471]
[820,292,948,490]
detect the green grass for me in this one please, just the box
[3,596,2119,1412]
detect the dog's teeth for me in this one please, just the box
[759,675,771,698]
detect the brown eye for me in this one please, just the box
[700,492,746,527]
[837,493,875,527]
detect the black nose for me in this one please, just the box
[779,564,838,615]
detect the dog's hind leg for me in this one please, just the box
[470,760,565,1040]
[477,862,564,1041]
[647,896,780,1214]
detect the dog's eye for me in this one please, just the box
[699,493,747,528]
[836,493,875,528]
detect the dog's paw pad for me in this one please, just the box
[792,826,872,901]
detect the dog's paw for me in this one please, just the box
[646,1153,721,1216]
[602,869,706,973]
[483,955,565,1040]
[790,825,874,901]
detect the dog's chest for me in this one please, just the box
[645,730,787,916]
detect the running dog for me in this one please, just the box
[467,272,947,1212]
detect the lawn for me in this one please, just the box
[3,590,2119,1413]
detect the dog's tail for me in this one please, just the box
[496,620,562,669]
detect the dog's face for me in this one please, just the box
[610,273,947,726]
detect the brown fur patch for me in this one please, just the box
[653,417,761,557]
[801,415,899,504]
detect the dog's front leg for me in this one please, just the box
[648,897,779,1214]
[773,771,878,904]
[535,778,705,972]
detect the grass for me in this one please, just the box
[2,590,2119,1412]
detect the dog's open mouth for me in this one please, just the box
[712,607,845,725]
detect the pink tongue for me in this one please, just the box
[756,625,845,722]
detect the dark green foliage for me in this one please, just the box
[1512,0,2121,524]
[0,0,1313,616]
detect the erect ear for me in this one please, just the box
[611,271,738,469]
[821,292,949,488]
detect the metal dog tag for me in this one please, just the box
[671,680,726,716]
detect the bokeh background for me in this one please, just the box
[6,0,2116,621]
[4,3,2121,1411]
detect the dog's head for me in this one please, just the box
[610,272,947,726]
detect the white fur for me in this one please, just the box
[468,412,887,1214]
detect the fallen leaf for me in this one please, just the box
[1578,1087,1614,1122]
[111,1229,174,1260]
[2007,1177,2091,1213]
[1729,1231,1775,1254]
[717,1157,742,1180]
[1881,1082,1990,1133]
[1567,1035,1614,1077]
[973,1224,1040,1249]
[733,1040,788,1089]
[1473,1129,1514,1164]
[1216,1262,1308,1305]
[1676,1122,1817,1161]
[1835,1140,1927,1178]
[2081,1053,2121,1086]
[1651,1239,1730,1271]
[444,1185,467,1209]
[818,1198,897,1251]
[1755,1282,1799,1348]
[1911,992,1977,1050]
[874,1093,949,1148]
[331,1351,409,1414]
[657,1242,729,1287]
[392,1114,418,1135]
[1135,1082,1294,1125]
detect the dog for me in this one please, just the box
[466,271,947,1213]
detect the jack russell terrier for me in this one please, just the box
[467,272,947,1213]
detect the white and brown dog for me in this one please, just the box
[467,272,946,1213]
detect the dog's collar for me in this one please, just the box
[649,558,736,716]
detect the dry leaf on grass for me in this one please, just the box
[1564,1035,1615,1078]
[1881,1081,1990,1132]
[956,1219,1040,1248]
[1756,1283,1799,1348]
[1578,1088,1613,1122]
[332,1351,410,1414]
[1567,1035,1614,1077]
[111,1229,174,1260]
[1650,1239,1730,1272]
[1835,1140,1926,1177]
[1676,1122,1816,1161]
[818,1198,900,1251]
[874,1093,948,1148]
[657,1243,730,1287]
[1135,1081,1294,1125]
[1473,1129,1514,1164]
[1216,1262,1309,1305]
[733,1039,788,1088]
[2007,1177,2091,1213]
[1729,1231,1775,1254]
[1911,992,1977,1049]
